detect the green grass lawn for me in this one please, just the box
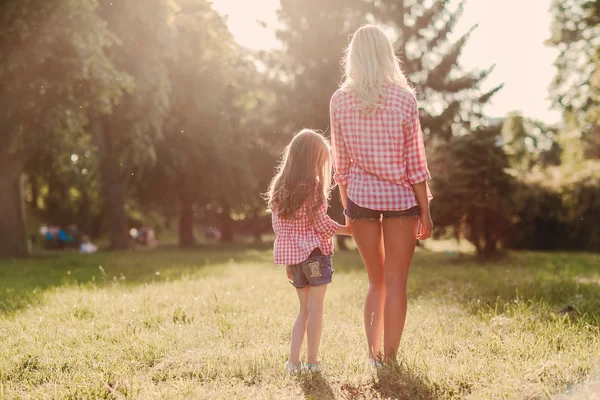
[1,246,599,399]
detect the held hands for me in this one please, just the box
[417,210,433,240]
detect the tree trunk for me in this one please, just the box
[30,175,39,210]
[79,189,92,236]
[250,208,263,243]
[90,115,129,250]
[219,200,234,242]
[0,152,30,257]
[482,215,498,257]
[178,192,195,248]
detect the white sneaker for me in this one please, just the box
[285,361,303,375]
[304,362,323,373]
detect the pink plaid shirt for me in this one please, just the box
[330,85,432,211]
[271,194,340,265]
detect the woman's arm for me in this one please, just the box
[330,94,351,199]
[411,181,433,240]
[338,184,348,210]
[406,99,433,240]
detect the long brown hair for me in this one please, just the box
[266,129,333,220]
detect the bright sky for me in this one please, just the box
[213,0,561,124]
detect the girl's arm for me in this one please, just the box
[313,200,342,239]
[336,225,352,236]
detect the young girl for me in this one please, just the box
[266,129,351,374]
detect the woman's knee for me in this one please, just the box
[297,307,309,320]
[368,279,385,292]
[384,271,408,290]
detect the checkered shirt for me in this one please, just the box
[330,85,433,211]
[271,194,340,266]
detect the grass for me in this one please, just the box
[0,245,599,399]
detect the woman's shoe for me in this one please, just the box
[304,361,323,373]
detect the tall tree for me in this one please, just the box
[548,0,600,160]
[135,0,270,246]
[431,126,515,256]
[90,0,175,249]
[0,0,124,256]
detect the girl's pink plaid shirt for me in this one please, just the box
[330,85,433,211]
[271,195,340,266]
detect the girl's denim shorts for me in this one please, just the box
[289,248,333,288]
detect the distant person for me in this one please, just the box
[79,235,97,254]
[265,129,352,374]
[330,25,433,364]
[205,227,222,240]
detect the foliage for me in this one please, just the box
[0,0,127,256]
[501,112,561,170]
[134,2,274,245]
[548,0,600,159]
[0,0,127,152]
[430,126,516,256]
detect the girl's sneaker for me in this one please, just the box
[304,362,323,373]
[285,361,303,375]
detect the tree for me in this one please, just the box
[548,0,600,160]
[430,126,515,257]
[87,0,176,250]
[501,112,561,171]
[0,0,125,256]
[134,0,272,246]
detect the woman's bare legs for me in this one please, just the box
[306,285,328,363]
[350,219,385,359]
[381,217,419,359]
[289,287,309,365]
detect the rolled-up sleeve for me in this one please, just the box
[313,200,340,239]
[405,100,431,185]
[330,95,350,185]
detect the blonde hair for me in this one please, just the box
[341,25,415,114]
[266,129,333,220]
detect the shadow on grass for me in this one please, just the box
[335,249,600,325]
[297,372,336,400]
[374,361,437,400]
[0,245,272,315]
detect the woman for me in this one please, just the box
[330,25,433,362]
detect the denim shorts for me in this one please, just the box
[344,197,421,221]
[289,248,334,288]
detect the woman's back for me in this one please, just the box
[330,85,431,211]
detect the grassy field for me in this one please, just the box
[0,245,599,399]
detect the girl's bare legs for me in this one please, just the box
[289,287,309,365]
[306,284,328,363]
[350,219,385,359]
[382,217,419,359]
